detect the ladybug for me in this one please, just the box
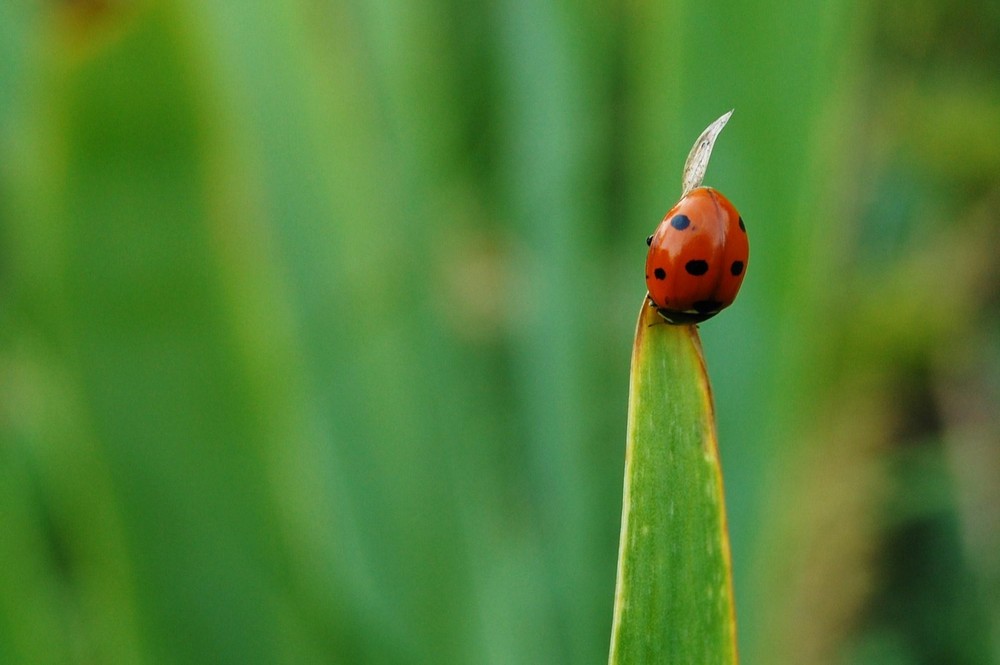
[644,186,748,324]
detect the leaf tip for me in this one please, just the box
[681,110,735,196]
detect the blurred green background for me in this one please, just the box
[2,0,999,663]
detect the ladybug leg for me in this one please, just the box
[646,296,663,326]
[652,309,673,326]
[649,307,671,327]
[645,295,670,326]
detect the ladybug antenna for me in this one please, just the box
[681,109,733,197]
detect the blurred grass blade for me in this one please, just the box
[609,302,737,664]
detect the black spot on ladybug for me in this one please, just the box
[693,299,722,313]
[685,260,709,276]
[646,234,653,246]
[671,214,691,230]
[738,216,746,232]
[731,261,744,276]
[654,267,666,280]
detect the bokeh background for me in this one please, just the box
[2,0,999,663]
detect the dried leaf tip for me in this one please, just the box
[681,110,733,197]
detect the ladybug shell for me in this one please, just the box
[645,187,748,324]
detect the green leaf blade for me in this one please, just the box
[609,301,737,664]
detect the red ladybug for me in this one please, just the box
[644,186,748,324]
